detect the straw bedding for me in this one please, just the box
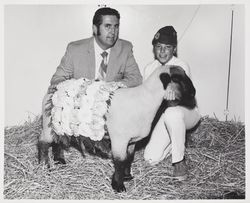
[4,116,245,199]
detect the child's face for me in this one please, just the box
[154,43,176,65]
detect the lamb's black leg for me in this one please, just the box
[70,136,86,158]
[79,136,96,155]
[94,139,112,159]
[52,142,66,164]
[77,136,86,158]
[37,141,51,167]
[124,143,135,181]
[112,157,127,192]
[111,139,129,192]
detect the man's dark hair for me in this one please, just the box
[93,7,120,27]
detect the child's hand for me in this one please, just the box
[163,83,181,101]
[164,85,176,100]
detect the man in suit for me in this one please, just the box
[39,7,142,164]
[48,6,142,93]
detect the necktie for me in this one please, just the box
[99,51,108,79]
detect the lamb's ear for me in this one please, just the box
[170,65,186,77]
[159,73,171,89]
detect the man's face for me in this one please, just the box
[154,42,176,65]
[93,15,119,50]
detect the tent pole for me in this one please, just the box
[225,6,234,121]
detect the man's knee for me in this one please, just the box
[40,93,54,143]
[42,93,53,112]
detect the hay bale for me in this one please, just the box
[4,115,245,199]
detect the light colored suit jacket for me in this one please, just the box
[50,37,142,88]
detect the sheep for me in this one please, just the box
[38,65,196,193]
[105,65,196,192]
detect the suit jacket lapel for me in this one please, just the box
[87,37,95,79]
[106,41,119,80]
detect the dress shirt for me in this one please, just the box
[143,56,191,80]
[94,38,111,79]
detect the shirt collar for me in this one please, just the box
[94,38,111,56]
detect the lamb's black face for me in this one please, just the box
[159,73,171,89]
[169,65,186,76]
[159,65,197,109]
[159,65,185,90]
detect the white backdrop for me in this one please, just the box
[4,4,245,126]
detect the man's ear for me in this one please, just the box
[92,25,97,35]
[159,73,171,89]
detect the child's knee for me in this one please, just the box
[164,107,184,123]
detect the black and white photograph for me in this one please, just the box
[2,0,249,201]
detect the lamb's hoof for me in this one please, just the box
[54,158,66,165]
[111,179,126,193]
[112,183,126,193]
[124,174,133,182]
